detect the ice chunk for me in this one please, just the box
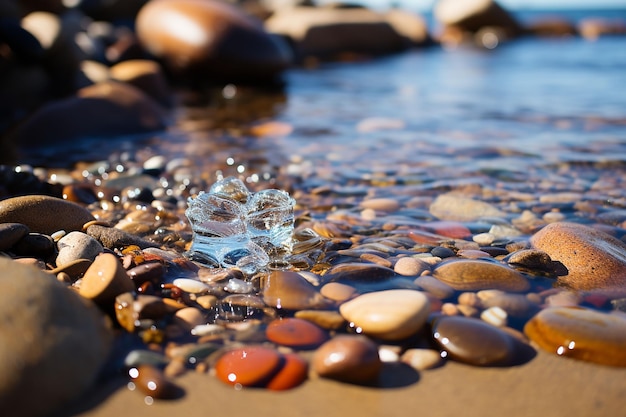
[185,177,295,275]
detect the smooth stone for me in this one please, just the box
[135,0,292,81]
[401,348,445,371]
[325,262,396,283]
[422,221,472,239]
[433,259,530,292]
[505,249,554,271]
[432,316,517,366]
[265,6,409,60]
[414,275,455,299]
[127,262,165,286]
[360,198,400,212]
[434,0,523,36]
[339,289,430,341]
[530,222,626,290]
[524,307,626,367]
[476,289,536,317]
[266,318,328,349]
[79,252,135,307]
[312,335,382,385]
[0,195,95,235]
[0,257,112,416]
[263,270,332,310]
[85,223,158,249]
[56,231,104,267]
[47,258,93,282]
[172,278,211,294]
[265,353,308,391]
[173,307,206,330]
[320,282,357,302]
[429,193,505,222]
[480,306,508,327]
[0,222,29,250]
[10,81,166,146]
[12,232,55,258]
[294,310,346,330]
[394,256,429,277]
[109,59,172,107]
[215,346,283,387]
[129,365,181,399]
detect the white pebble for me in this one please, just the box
[401,348,444,371]
[378,346,400,363]
[172,278,210,294]
[480,306,508,327]
[472,232,494,246]
[190,324,225,337]
[224,278,254,294]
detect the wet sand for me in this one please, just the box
[65,349,625,417]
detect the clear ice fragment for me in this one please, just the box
[185,177,295,275]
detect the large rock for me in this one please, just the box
[434,0,523,37]
[9,80,166,146]
[0,195,95,235]
[0,257,113,417]
[530,222,626,290]
[135,0,292,82]
[265,5,411,60]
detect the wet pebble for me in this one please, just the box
[85,223,158,250]
[263,270,332,310]
[325,262,397,283]
[339,289,430,341]
[79,253,135,307]
[172,278,211,294]
[530,222,626,290]
[394,256,429,276]
[320,282,357,302]
[432,316,518,366]
[214,346,283,387]
[56,231,104,267]
[433,259,530,292]
[129,365,181,399]
[12,232,55,258]
[480,306,508,327]
[266,318,329,349]
[174,307,206,331]
[524,307,626,367]
[312,335,382,384]
[294,310,347,330]
[505,249,553,271]
[414,275,455,299]
[360,198,400,212]
[401,348,445,371]
[476,289,536,317]
[429,194,505,222]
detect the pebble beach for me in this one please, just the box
[1,1,626,416]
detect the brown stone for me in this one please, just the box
[530,222,626,290]
[215,346,283,387]
[263,270,332,310]
[312,335,382,385]
[433,259,530,292]
[79,252,135,307]
[266,318,328,349]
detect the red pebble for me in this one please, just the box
[266,318,329,349]
[215,346,283,387]
[265,353,308,391]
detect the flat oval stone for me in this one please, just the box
[56,231,104,267]
[0,195,95,235]
[266,318,328,349]
[433,259,530,292]
[524,307,626,367]
[312,335,382,385]
[263,270,332,310]
[215,346,283,387]
[359,198,400,212]
[432,316,516,366]
[294,310,346,330]
[0,223,29,250]
[339,289,430,341]
[320,282,357,302]
[129,365,180,399]
[265,353,308,391]
[394,256,429,277]
[530,222,626,290]
[79,253,135,307]
[0,257,112,416]
[429,194,505,222]
[325,262,396,283]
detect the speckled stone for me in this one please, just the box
[524,307,626,367]
[339,289,430,341]
[530,222,626,290]
[432,315,517,366]
[0,195,95,235]
[56,231,104,267]
[0,257,112,416]
[312,335,382,384]
[433,259,530,292]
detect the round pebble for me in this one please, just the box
[265,353,308,391]
[79,252,135,307]
[433,259,530,292]
[320,282,357,302]
[360,198,400,212]
[56,231,104,267]
[0,222,29,250]
[530,222,626,290]
[129,365,180,399]
[263,270,332,310]
[266,318,328,349]
[432,315,517,366]
[401,348,445,371]
[215,346,283,387]
[394,256,429,276]
[524,307,626,367]
[339,289,430,341]
[312,335,382,385]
